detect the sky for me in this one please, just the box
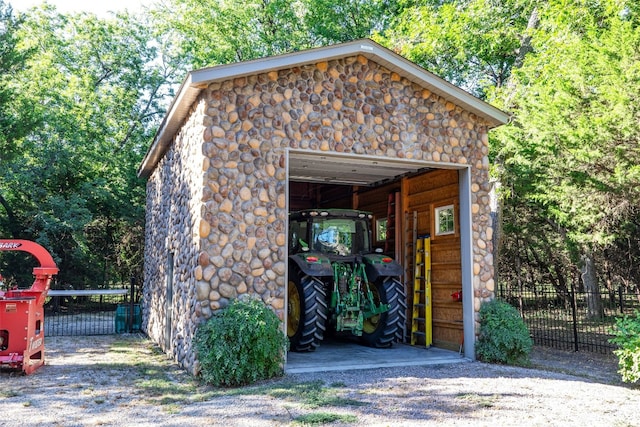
[12,0,152,16]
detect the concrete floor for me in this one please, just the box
[285,339,469,374]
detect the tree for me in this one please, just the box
[378,0,539,97]
[302,0,403,43]
[153,0,409,69]
[378,0,640,310]
[491,0,640,312]
[153,0,312,68]
[0,5,180,288]
[0,1,37,238]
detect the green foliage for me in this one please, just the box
[378,0,536,96]
[0,4,181,289]
[156,0,407,69]
[302,0,402,43]
[194,297,288,387]
[267,379,366,408]
[488,0,640,299]
[0,0,36,164]
[156,0,311,67]
[609,311,640,384]
[493,0,640,246]
[293,412,358,426]
[476,299,533,365]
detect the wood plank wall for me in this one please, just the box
[404,169,463,351]
[356,182,401,253]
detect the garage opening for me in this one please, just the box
[286,151,472,370]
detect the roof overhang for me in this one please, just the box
[138,39,509,179]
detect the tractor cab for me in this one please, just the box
[287,209,406,352]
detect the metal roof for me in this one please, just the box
[138,39,509,178]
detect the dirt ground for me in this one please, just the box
[1,334,638,427]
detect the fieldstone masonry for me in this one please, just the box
[143,54,495,373]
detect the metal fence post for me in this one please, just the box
[618,286,624,314]
[129,277,135,333]
[570,281,579,352]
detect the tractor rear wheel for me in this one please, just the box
[287,267,328,352]
[360,277,407,348]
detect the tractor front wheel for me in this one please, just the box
[287,267,328,352]
[360,277,407,348]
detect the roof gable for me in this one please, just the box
[138,39,508,178]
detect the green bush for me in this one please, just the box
[609,310,640,384]
[476,299,533,365]
[194,297,288,387]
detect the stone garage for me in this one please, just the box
[137,39,508,374]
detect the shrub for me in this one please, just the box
[609,310,640,384]
[476,299,533,365]
[194,297,288,387]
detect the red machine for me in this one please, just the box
[0,240,58,375]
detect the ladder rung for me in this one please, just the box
[411,232,432,347]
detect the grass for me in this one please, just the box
[101,336,370,426]
[0,389,21,398]
[0,336,363,422]
[71,337,205,412]
[128,345,205,409]
[292,412,358,425]
[259,380,367,408]
[455,392,498,408]
[210,378,366,425]
[106,336,367,420]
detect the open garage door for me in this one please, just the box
[285,150,475,369]
[289,152,432,186]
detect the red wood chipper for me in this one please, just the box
[0,240,58,375]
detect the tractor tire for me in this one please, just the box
[360,277,407,348]
[287,267,328,352]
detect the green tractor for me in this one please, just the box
[287,209,407,351]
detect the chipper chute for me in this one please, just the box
[0,240,58,375]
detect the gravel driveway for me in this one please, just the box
[1,334,638,426]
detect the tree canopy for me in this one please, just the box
[0,1,181,288]
[490,0,640,298]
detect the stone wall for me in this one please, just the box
[143,97,206,371]
[143,54,494,373]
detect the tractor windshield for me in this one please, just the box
[311,218,370,255]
